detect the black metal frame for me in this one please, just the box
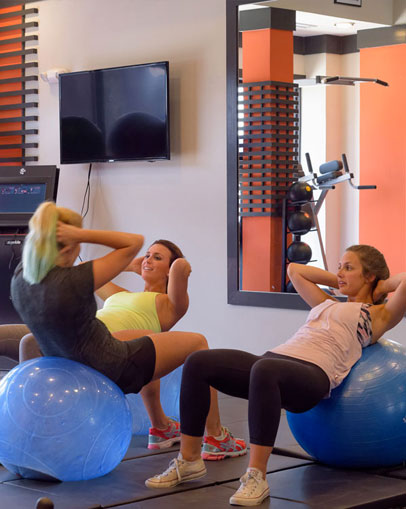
[226,0,309,310]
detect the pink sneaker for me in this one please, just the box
[148,418,181,450]
[201,426,247,460]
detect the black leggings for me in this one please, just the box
[180,349,330,447]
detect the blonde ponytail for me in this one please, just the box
[22,202,82,284]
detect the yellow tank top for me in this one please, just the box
[96,291,161,333]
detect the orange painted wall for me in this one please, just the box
[241,28,293,291]
[359,44,406,275]
[0,6,23,166]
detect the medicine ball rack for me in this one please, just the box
[281,153,377,292]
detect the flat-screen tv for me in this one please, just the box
[59,61,170,164]
[0,166,59,228]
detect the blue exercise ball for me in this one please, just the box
[0,357,132,481]
[126,365,182,435]
[287,339,406,468]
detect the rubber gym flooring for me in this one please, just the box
[1,356,406,509]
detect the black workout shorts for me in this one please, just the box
[115,335,156,394]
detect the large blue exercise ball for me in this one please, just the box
[287,339,406,468]
[126,365,182,435]
[0,357,132,481]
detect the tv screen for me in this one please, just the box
[59,61,170,164]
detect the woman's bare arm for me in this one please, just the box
[124,256,143,275]
[166,258,191,320]
[370,274,406,340]
[287,263,339,308]
[56,223,144,290]
[95,282,129,301]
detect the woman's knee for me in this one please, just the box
[190,333,208,351]
[183,349,212,375]
[250,358,279,387]
[19,333,42,363]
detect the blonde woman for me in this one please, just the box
[10,201,246,462]
[0,240,190,449]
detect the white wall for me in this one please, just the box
[31,0,406,351]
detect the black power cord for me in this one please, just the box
[78,163,93,262]
[80,163,93,220]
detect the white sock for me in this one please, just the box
[178,452,201,464]
[246,467,265,479]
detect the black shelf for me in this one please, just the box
[0,35,38,47]
[0,76,38,86]
[0,103,38,112]
[0,21,38,33]
[0,143,38,149]
[0,129,38,136]
[0,116,38,124]
[0,156,38,162]
[0,62,38,72]
[0,89,38,99]
[0,8,38,20]
[0,49,37,59]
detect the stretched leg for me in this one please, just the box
[0,324,30,361]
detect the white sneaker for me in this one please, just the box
[145,454,207,489]
[229,468,270,506]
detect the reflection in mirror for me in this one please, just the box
[227,0,406,309]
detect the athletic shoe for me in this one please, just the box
[201,426,247,460]
[229,468,270,506]
[148,418,181,449]
[145,454,207,488]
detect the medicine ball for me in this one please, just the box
[287,211,312,235]
[288,182,313,204]
[287,241,312,263]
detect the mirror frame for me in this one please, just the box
[226,0,309,310]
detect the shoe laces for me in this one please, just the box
[155,458,183,480]
[238,469,264,495]
[221,425,233,439]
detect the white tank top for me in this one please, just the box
[271,299,368,392]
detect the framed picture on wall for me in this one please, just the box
[334,0,362,6]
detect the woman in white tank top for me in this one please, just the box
[146,244,406,506]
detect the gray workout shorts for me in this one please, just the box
[115,335,156,394]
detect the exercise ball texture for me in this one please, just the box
[287,339,406,468]
[0,357,132,481]
[127,366,182,435]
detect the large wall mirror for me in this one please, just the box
[227,0,406,310]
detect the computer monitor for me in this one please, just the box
[0,166,59,229]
